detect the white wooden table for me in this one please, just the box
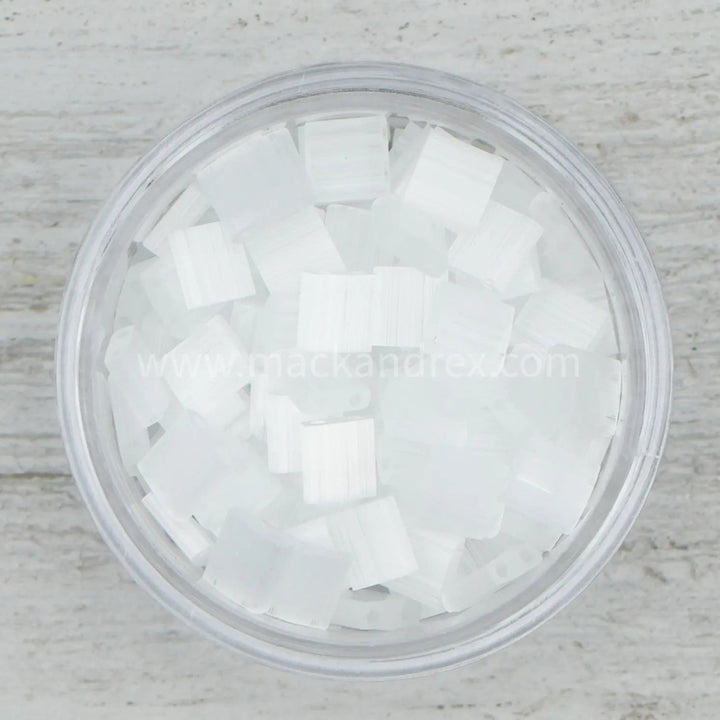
[2,1,718,717]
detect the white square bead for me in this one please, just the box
[389,122,427,189]
[449,201,543,292]
[324,204,378,271]
[572,349,622,437]
[372,266,434,349]
[265,394,303,473]
[296,272,376,353]
[379,378,468,447]
[287,515,336,552]
[369,196,449,277]
[504,434,599,534]
[140,254,221,339]
[442,539,542,612]
[332,589,422,630]
[499,247,542,300]
[203,511,349,627]
[500,508,562,552]
[106,375,150,474]
[287,378,371,419]
[385,528,465,608]
[143,183,212,255]
[193,452,281,536]
[161,315,251,419]
[168,222,255,309]
[249,373,270,439]
[197,127,312,237]
[142,493,213,563]
[380,440,508,540]
[252,293,299,354]
[529,191,606,301]
[105,326,171,426]
[114,263,150,328]
[513,281,608,350]
[229,299,260,349]
[200,389,250,430]
[299,115,390,204]
[137,414,230,518]
[138,310,178,357]
[397,127,504,233]
[325,497,417,590]
[301,417,377,505]
[489,161,542,215]
[268,540,351,628]
[424,281,515,376]
[203,511,281,613]
[243,207,345,294]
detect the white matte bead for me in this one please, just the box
[107,376,150,474]
[442,540,541,612]
[203,511,280,613]
[140,254,221,339]
[572,348,622,437]
[324,204,386,271]
[268,541,351,628]
[424,281,515,377]
[243,207,345,294]
[200,389,250,430]
[372,267,434,349]
[397,127,504,233]
[500,507,562,552]
[301,417,377,505]
[248,373,270,439]
[169,222,255,309]
[513,281,608,350]
[143,183,212,255]
[265,394,303,473]
[449,201,543,292]
[389,122,427,189]
[379,439,508,539]
[296,272,376,353]
[385,528,465,608]
[287,515,336,552]
[529,191,606,301]
[193,449,282,536]
[499,246,542,300]
[506,346,622,443]
[490,161,542,214]
[369,196,448,277]
[137,414,230,518]
[114,263,150,328]
[138,310,177,357]
[504,434,599,534]
[229,299,260,349]
[161,315,251,420]
[105,325,171,426]
[379,378,468,447]
[197,127,312,237]
[299,115,390,204]
[325,497,417,590]
[287,378,371,419]
[203,511,349,627]
[142,493,213,564]
[332,589,422,630]
[252,293,299,354]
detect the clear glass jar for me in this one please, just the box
[56,62,672,679]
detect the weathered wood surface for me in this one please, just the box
[1,1,718,717]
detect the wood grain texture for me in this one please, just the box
[1,0,718,717]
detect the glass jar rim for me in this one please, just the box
[56,62,673,679]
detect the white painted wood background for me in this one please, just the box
[1,1,718,717]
